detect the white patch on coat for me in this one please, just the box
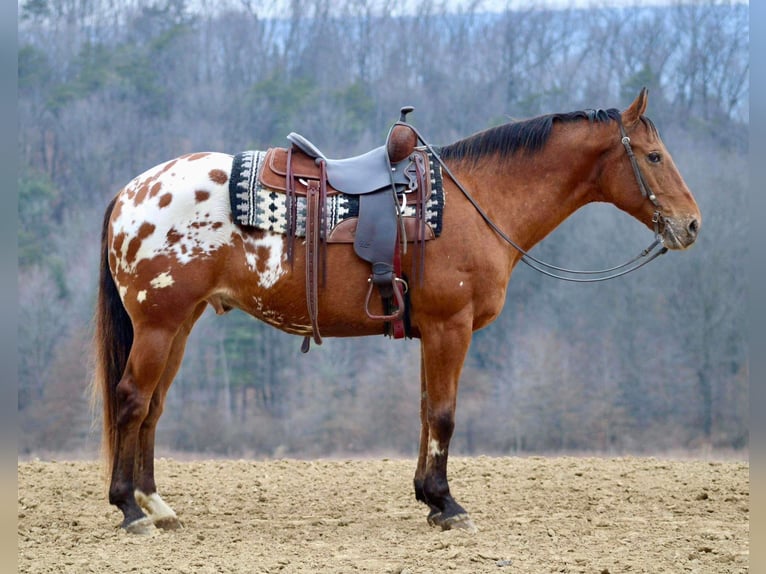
[119,285,128,301]
[253,234,286,289]
[253,294,310,334]
[251,296,286,327]
[428,438,444,457]
[110,153,235,275]
[137,290,147,303]
[150,271,175,289]
[241,234,286,288]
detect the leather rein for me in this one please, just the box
[406,119,668,283]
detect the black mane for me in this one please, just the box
[439,108,625,161]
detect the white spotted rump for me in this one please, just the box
[109,153,234,275]
[108,152,289,303]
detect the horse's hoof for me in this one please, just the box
[153,515,182,530]
[124,516,157,535]
[444,513,477,533]
[427,511,477,533]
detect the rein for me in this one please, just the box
[407,120,668,283]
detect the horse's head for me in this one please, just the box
[602,88,701,250]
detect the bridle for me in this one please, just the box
[406,118,668,283]
[618,119,665,240]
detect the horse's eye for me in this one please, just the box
[647,152,662,164]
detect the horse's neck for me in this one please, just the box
[452,131,605,253]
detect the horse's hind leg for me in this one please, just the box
[134,302,207,530]
[109,323,178,534]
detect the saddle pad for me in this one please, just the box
[228,149,444,240]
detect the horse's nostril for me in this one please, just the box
[688,218,700,236]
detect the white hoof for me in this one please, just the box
[135,490,181,529]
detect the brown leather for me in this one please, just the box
[270,142,437,345]
[305,178,324,347]
[327,216,435,244]
[261,147,342,195]
[387,124,418,163]
[259,147,433,205]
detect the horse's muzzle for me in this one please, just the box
[662,215,701,250]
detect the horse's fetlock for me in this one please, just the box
[109,482,134,506]
[423,473,451,506]
[414,478,427,503]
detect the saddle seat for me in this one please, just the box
[286,132,414,196]
[284,106,419,196]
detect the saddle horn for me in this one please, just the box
[388,106,417,164]
[399,106,415,122]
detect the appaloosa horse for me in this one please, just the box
[92,89,700,534]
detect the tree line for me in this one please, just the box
[17,0,748,457]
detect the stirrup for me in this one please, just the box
[364,276,407,321]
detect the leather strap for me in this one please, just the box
[305,178,323,349]
[412,152,428,284]
[285,147,297,267]
[390,235,406,339]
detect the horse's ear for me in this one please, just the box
[622,87,649,127]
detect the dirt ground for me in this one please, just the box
[18,455,748,573]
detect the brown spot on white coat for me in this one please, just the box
[159,193,173,208]
[125,222,156,265]
[208,169,228,185]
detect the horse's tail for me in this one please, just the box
[91,194,133,480]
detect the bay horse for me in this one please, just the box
[92,89,700,534]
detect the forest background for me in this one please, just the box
[17,0,749,458]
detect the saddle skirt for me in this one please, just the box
[228,147,444,243]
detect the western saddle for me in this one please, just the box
[260,107,432,352]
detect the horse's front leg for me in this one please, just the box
[414,349,429,504]
[416,322,476,532]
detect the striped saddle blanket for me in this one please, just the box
[228,148,444,243]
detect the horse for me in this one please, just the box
[92,88,700,534]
